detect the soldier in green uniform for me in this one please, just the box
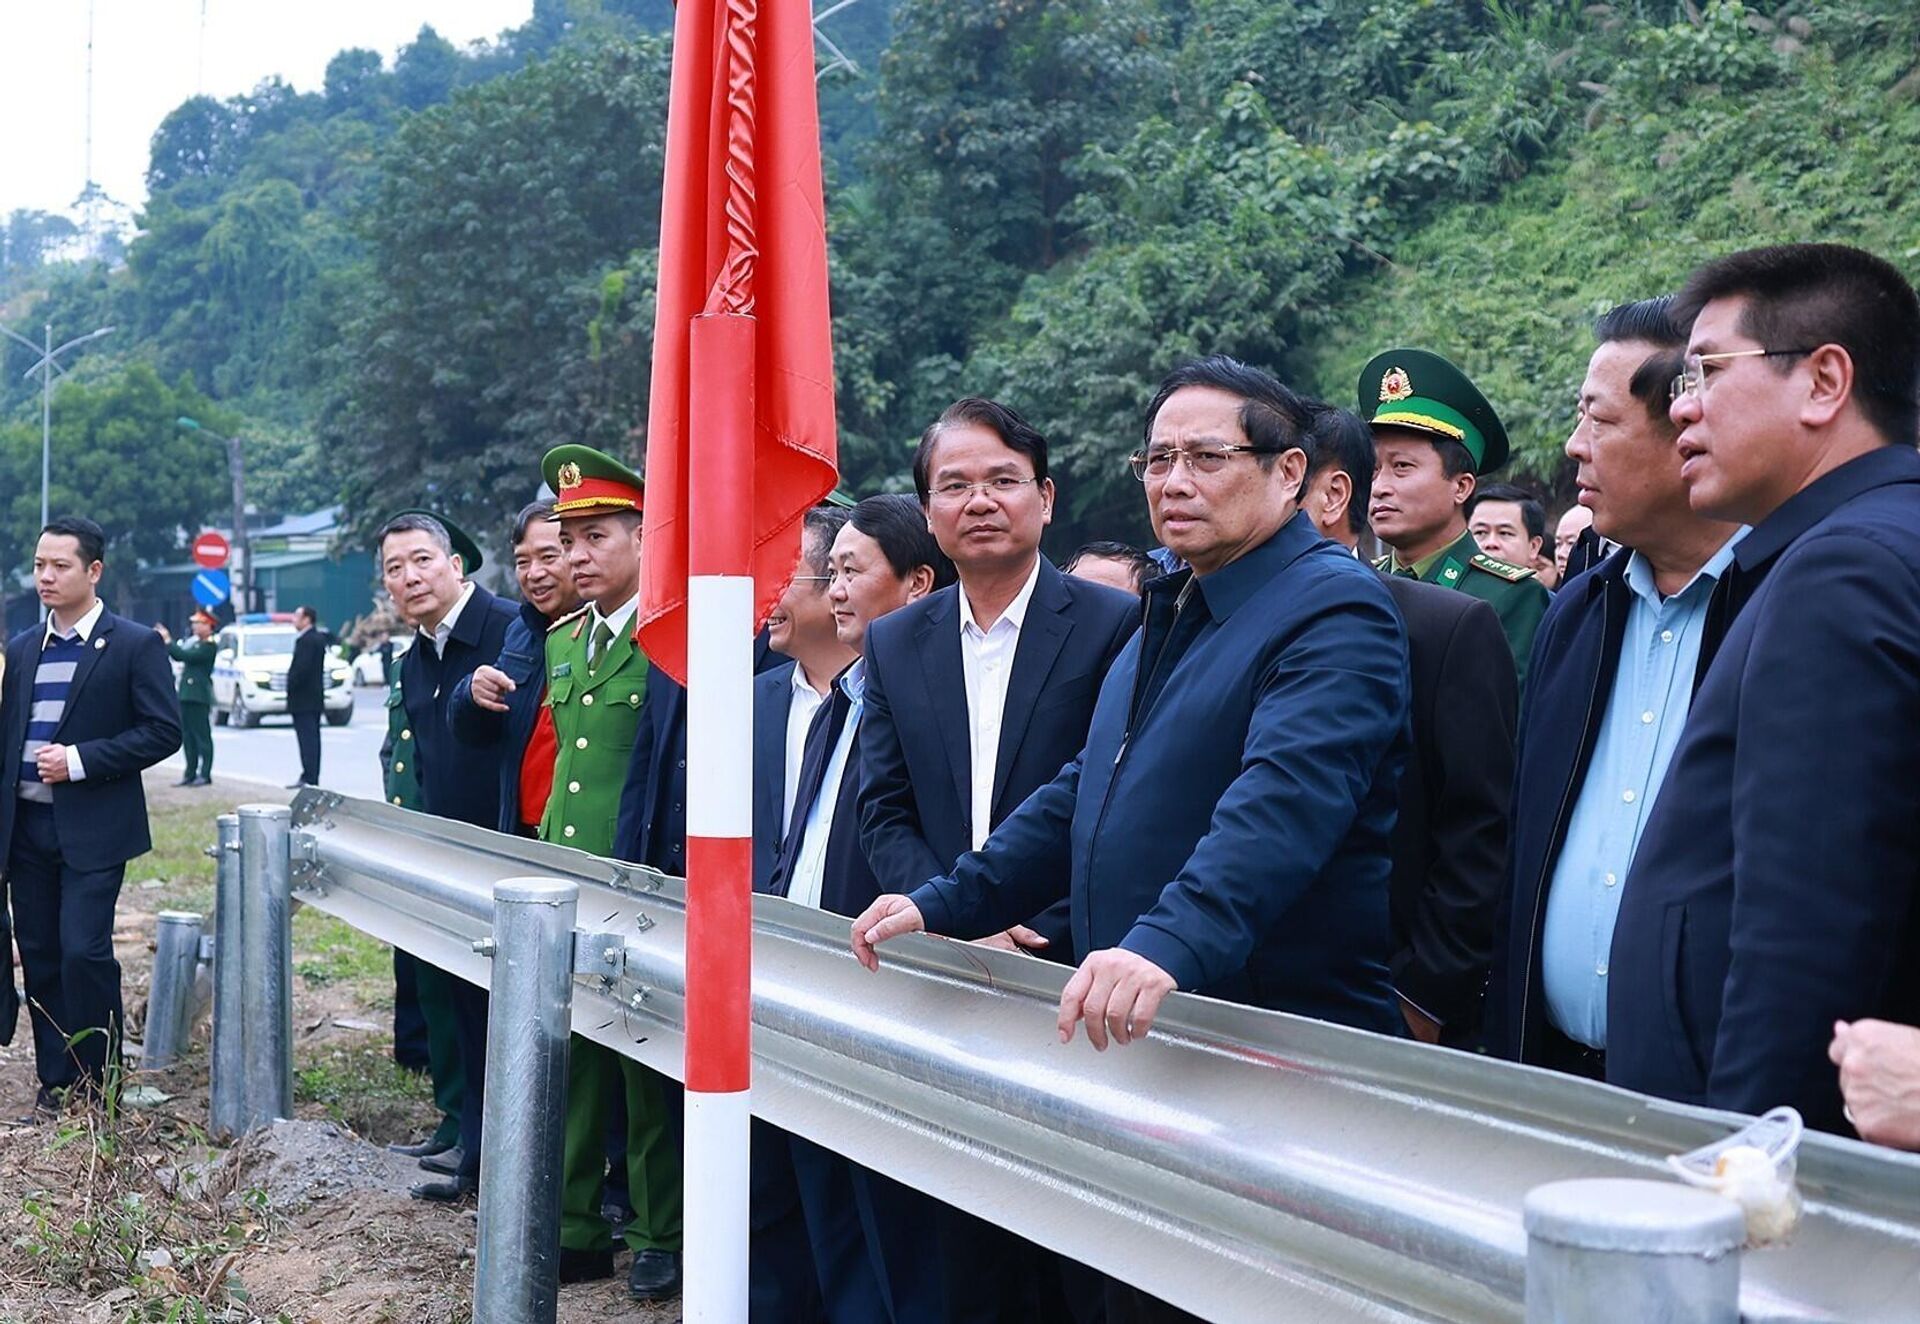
[379,660,466,1164]
[1360,347,1552,690]
[537,444,683,1301]
[156,609,218,785]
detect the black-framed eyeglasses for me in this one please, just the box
[928,476,1042,505]
[1127,444,1281,482]
[1668,348,1817,402]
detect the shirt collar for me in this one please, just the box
[1186,509,1324,622]
[791,663,828,699]
[591,594,639,639]
[958,556,1042,637]
[46,597,105,646]
[426,581,477,643]
[838,657,867,704]
[1735,445,1920,572]
[1622,527,1750,607]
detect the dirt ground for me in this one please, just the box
[0,772,679,1324]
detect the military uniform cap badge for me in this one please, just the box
[1380,367,1414,403]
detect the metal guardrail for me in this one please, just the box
[234,790,1920,1323]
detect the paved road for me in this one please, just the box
[157,684,390,802]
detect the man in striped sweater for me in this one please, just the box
[0,516,180,1115]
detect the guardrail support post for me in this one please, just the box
[237,803,295,1128]
[1524,1178,1744,1324]
[474,878,578,1324]
[209,813,245,1137]
[143,910,203,1072]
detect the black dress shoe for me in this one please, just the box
[192,776,213,786]
[418,1146,463,1175]
[173,776,195,787]
[627,1248,682,1301]
[557,1246,615,1284]
[388,1135,455,1158]
[408,1175,476,1203]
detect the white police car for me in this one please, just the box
[211,614,355,728]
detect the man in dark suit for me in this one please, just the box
[1300,402,1515,1047]
[376,510,516,1197]
[0,515,181,1110]
[285,604,326,788]
[854,358,1410,1324]
[1610,244,1920,1135]
[861,398,1137,960]
[1483,298,1744,1079]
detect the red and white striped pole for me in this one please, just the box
[684,310,756,1321]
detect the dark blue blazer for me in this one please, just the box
[767,678,887,919]
[1608,446,1920,1133]
[1485,545,1743,1066]
[449,599,553,834]
[402,585,516,831]
[749,663,795,891]
[910,514,1409,1033]
[0,610,182,872]
[858,558,1138,953]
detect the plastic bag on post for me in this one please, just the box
[1666,1105,1804,1248]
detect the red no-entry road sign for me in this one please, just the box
[192,530,230,569]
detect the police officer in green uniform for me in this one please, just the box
[538,444,684,1301]
[158,608,218,785]
[1360,347,1551,690]
[379,661,466,1163]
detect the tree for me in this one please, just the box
[0,365,234,598]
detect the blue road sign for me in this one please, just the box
[191,569,231,607]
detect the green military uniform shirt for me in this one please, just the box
[168,637,218,705]
[1379,525,1551,690]
[382,671,422,809]
[540,606,649,857]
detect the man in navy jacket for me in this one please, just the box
[0,516,180,1104]
[860,397,1138,960]
[854,358,1408,1041]
[1609,244,1920,1134]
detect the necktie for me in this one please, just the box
[590,619,615,671]
[767,684,854,898]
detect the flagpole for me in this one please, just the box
[682,0,762,1314]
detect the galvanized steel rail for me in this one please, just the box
[278,789,1920,1323]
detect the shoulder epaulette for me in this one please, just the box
[1371,553,1393,572]
[1470,551,1537,583]
[547,605,591,633]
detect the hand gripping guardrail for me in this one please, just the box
[208,791,1920,1324]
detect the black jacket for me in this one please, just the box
[857,558,1138,952]
[1486,543,1745,1067]
[401,586,516,831]
[0,610,182,873]
[450,600,554,834]
[1379,575,1516,1033]
[285,627,328,713]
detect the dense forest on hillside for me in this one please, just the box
[2,0,1917,575]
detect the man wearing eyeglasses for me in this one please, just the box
[1607,243,1920,1137]
[856,396,1137,1321]
[852,357,1409,1320]
[1363,348,1551,690]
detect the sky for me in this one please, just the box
[0,0,535,221]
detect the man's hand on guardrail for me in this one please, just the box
[974,925,1050,954]
[469,665,517,712]
[1829,1018,1920,1151]
[1059,949,1176,1051]
[851,895,925,971]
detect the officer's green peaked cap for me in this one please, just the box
[1357,347,1510,475]
[542,444,645,519]
[383,508,485,574]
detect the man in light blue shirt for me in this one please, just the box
[1490,297,1749,1074]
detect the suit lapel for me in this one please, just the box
[913,594,972,817]
[753,668,793,855]
[55,611,114,735]
[992,563,1071,814]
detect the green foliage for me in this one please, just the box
[0,364,235,597]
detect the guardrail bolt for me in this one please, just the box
[628,987,652,1010]
[472,936,498,957]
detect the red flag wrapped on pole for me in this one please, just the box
[639,0,838,1317]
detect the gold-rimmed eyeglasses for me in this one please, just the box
[1668,348,1816,402]
[927,476,1041,505]
[1126,444,1279,482]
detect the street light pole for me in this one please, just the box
[1,320,116,537]
[177,417,249,614]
